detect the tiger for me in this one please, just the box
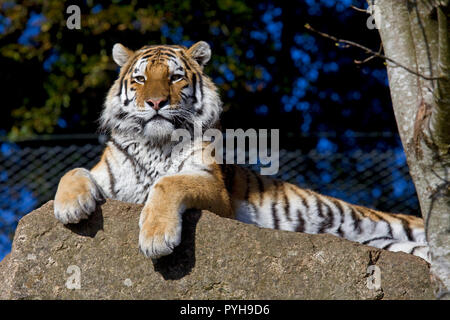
[54,41,429,262]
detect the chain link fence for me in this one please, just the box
[0,135,419,259]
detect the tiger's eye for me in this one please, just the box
[134,76,145,83]
[171,74,183,83]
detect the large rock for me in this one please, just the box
[0,200,434,299]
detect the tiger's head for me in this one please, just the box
[101,41,222,143]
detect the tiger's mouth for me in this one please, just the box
[145,114,174,125]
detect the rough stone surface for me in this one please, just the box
[0,200,434,299]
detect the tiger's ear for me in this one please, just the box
[187,41,211,68]
[112,43,133,67]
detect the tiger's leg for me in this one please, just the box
[138,168,233,259]
[54,149,111,224]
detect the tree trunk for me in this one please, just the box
[372,0,450,298]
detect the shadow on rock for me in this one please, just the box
[65,206,104,238]
[152,209,201,280]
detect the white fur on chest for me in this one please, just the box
[97,136,172,203]
[91,135,207,204]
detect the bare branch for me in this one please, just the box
[350,5,368,13]
[304,23,444,81]
[354,43,383,64]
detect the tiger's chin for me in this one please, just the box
[142,118,175,143]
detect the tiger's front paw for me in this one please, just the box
[54,168,105,224]
[138,207,182,259]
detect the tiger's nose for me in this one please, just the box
[146,98,168,111]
